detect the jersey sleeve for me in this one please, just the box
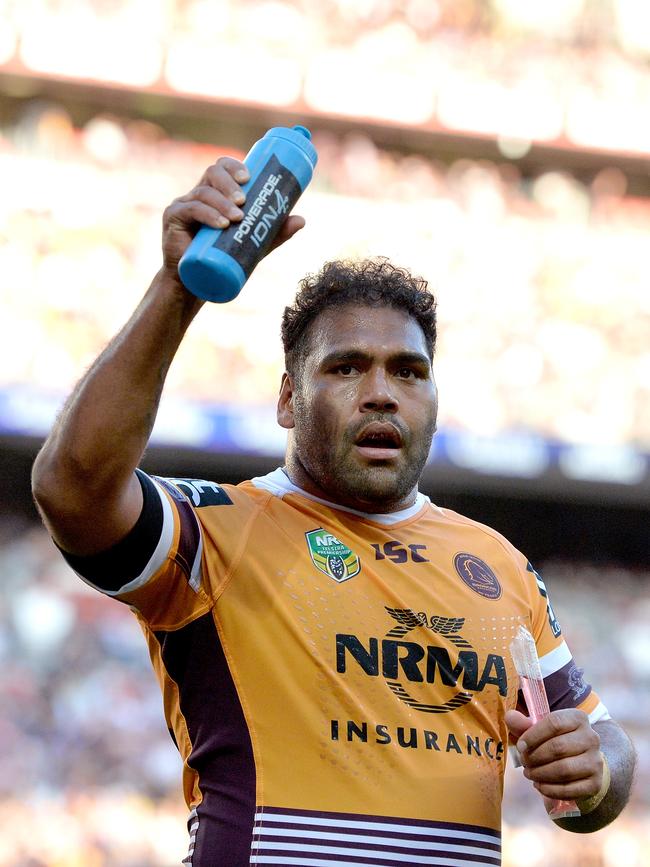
[60,469,212,629]
[517,555,610,726]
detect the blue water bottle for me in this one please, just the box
[178,125,318,302]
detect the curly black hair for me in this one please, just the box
[281,257,437,378]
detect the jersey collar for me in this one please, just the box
[251,467,431,525]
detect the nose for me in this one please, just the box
[359,367,398,413]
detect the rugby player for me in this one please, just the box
[32,156,636,866]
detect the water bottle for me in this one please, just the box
[178,125,318,302]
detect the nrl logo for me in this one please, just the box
[306,528,361,583]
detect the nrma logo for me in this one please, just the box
[336,633,508,714]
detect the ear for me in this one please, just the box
[277,372,296,430]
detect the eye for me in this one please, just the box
[396,367,416,379]
[335,364,357,375]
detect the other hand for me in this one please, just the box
[505,708,603,806]
[161,157,306,275]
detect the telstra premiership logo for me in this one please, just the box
[305,528,361,583]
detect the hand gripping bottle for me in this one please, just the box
[178,125,318,302]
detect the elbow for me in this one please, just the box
[31,443,98,523]
[31,446,57,514]
[31,446,71,522]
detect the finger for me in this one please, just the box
[520,723,600,769]
[505,709,533,743]
[269,215,306,252]
[213,156,250,184]
[202,159,250,204]
[178,185,245,224]
[515,709,588,754]
[164,198,229,232]
[533,773,602,801]
[523,751,601,786]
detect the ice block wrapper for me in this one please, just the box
[509,626,581,820]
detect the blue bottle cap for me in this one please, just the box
[264,125,318,167]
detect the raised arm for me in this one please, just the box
[32,156,304,556]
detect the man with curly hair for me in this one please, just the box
[32,156,635,866]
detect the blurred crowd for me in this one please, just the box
[4,0,650,151]
[1,104,649,451]
[1,3,649,864]
[0,518,648,866]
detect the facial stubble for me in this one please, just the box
[291,393,436,513]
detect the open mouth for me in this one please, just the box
[354,423,403,459]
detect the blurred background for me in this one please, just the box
[0,0,649,864]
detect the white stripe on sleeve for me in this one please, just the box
[76,476,175,597]
[539,641,572,677]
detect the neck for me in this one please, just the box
[283,450,418,514]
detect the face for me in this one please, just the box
[278,304,438,513]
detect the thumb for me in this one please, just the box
[269,214,305,252]
[505,709,534,746]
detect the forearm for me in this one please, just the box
[33,153,301,554]
[32,267,202,551]
[553,719,636,833]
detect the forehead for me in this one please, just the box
[306,304,429,362]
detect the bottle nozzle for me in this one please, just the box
[293,125,312,139]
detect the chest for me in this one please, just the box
[210,509,529,714]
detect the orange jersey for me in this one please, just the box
[68,468,608,866]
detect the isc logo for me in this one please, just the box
[371,541,429,563]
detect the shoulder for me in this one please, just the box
[434,505,522,556]
[153,475,271,512]
[429,504,533,589]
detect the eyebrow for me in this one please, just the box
[320,349,431,368]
